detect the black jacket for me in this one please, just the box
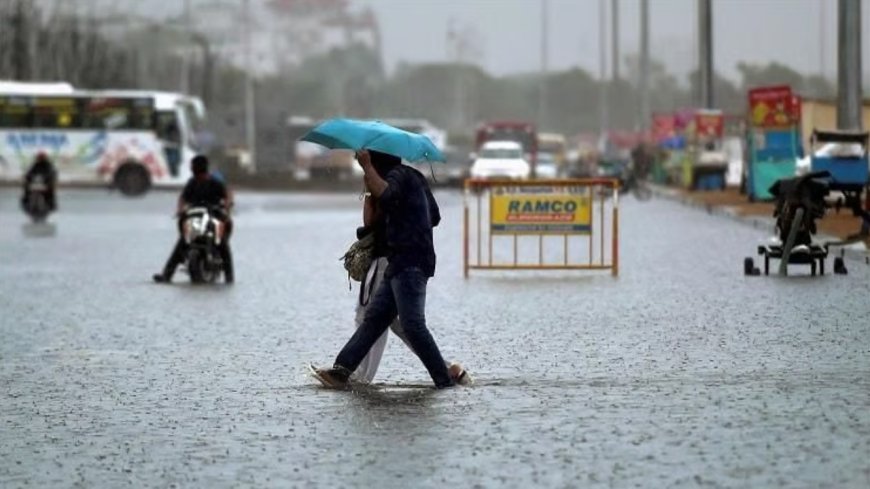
[378,165,441,278]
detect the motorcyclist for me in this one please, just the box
[21,152,57,211]
[152,155,234,284]
[630,143,653,180]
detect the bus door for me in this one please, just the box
[156,111,182,177]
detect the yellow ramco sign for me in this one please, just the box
[490,186,592,234]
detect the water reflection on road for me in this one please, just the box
[1,188,868,487]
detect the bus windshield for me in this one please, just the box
[485,129,535,153]
[476,122,537,157]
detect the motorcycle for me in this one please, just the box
[181,206,226,284]
[23,175,52,222]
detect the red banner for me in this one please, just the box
[674,108,695,131]
[748,85,797,127]
[651,113,676,142]
[790,94,802,123]
[695,110,724,138]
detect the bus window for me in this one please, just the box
[82,97,130,129]
[178,100,203,133]
[0,96,31,128]
[30,96,80,128]
[80,97,155,130]
[130,98,155,130]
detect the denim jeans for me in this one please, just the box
[335,267,453,388]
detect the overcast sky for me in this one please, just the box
[89,0,869,83]
[355,0,869,83]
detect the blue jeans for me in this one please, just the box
[335,267,453,388]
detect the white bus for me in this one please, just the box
[0,81,205,195]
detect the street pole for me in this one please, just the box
[697,0,713,108]
[598,0,608,140]
[243,0,257,173]
[198,36,212,107]
[11,0,31,81]
[447,20,461,131]
[539,0,548,131]
[819,0,827,79]
[611,0,619,81]
[639,0,650,131]
[181,0,191,94]
[836,0,862,130]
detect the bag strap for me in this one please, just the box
[358,259,379,307]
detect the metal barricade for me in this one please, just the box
[463,178,620,277]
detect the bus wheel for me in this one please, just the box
[114,162,151,197]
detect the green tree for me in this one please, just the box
[801,74,835,99]
[285,43,384,118]
[624,53,693,115]
[540,68,601,133]
[737,61,804,91]
[687,69,744,112]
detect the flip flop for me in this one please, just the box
[448,362,474,386]
[308,363,349,389]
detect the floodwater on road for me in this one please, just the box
[1,187,869,488]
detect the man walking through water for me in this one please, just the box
[313,149,455,389]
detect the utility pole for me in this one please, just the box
[598,0,608,139]
[447,19,465,132]
[837,0,862,130]
[447,20,481,133]
[639,0,650,130]
[697,0,713,108]
[611,0,619,81]
[11,0,31,81]
[181,0,192,94]
[539,0,548,130]
[197,35,213,107]
[243,0,257,173]
[819,0,827,79]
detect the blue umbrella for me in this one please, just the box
[300,118,446,163]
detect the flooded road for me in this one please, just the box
[1,188,869,488]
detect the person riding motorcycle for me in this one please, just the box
[21,152,57,211]
[630,143,654,181]
[153,155,235,284]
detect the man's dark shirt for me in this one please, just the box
[25,160,56,185]
[181,176,227,207]
[379,164,441,278]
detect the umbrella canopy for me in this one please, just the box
[300,118,446,163]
